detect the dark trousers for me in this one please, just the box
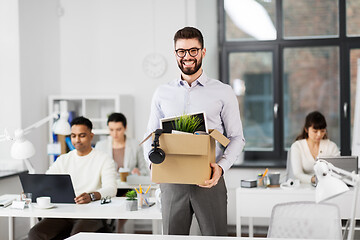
[28,218,104,240]
[160,176,227,236]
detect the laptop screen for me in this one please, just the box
[316,156,358,174]
[19,173,76,203]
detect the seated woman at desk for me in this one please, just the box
[95,113,149,233]
[95,112,149,176]
[290,111,340,184]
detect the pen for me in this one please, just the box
[145,185,151,194]
[139,184,143,194]
[263,168,268,177]
[134,188,140,194]
[144,198,150,206]
[260,168,269,183]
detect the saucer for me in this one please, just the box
[33,203,55,209]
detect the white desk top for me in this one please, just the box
[0,196,161,220]
[66,233,270,240]
[236,184,359,218]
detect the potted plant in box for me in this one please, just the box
[173,114,202,134]
[125,190,138,211]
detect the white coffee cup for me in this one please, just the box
[36,196,51,208]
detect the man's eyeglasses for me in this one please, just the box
[100,196,111,205]
[175,48,202,58]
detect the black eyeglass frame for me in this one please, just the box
[175,47,202,58]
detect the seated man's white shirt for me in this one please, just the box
[47,148,117,198]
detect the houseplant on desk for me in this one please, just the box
[125,190,138,211]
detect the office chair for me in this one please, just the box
[267,201,342,239]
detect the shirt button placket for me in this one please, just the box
[187,88,191,112]
[184,88,191,113]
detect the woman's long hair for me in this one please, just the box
[295,111,328,140]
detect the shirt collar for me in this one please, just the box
[177,71,208,87]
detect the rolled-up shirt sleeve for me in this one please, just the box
[98,156,117,198]
[217,85,245,172]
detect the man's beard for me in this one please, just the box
[177,57,203,76]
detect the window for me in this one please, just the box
[346,0,360,36]
[283,0,339,39]
[229,52,274,150]
[219,0,356,166]
[283,46,340,149]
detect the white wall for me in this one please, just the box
[19,0,61,173]
[0,0,22,159]
[58,0,201,142]
[0,0,61,174]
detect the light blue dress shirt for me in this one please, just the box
[144,72,245,172]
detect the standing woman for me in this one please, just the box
[95,112,149,176]
[290,111,340,184]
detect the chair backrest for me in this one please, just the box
[285,149,295,180]
[267,201,342,239]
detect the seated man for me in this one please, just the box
[28,116,117,240]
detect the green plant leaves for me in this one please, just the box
[126,190,137,200]
[173,114,202,133]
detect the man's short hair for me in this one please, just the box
[70,116,93,130]
[107,112,127,128]
[174,27,204,49]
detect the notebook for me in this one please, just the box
[316,156,358,174]
[19,173,76,203]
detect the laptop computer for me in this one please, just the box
[316,156,359,174]
[19,173,76,203]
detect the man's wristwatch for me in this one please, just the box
[89,192,96,201]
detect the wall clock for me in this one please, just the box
[143,53,167,78]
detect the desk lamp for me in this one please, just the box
[314,159,360,240]
[0,109,71,174]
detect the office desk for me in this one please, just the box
[66,232,270,240]
[0,196,161,240]
[236,184,360,238]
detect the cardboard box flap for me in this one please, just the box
[159,133,209,156]
[209,129,230,147]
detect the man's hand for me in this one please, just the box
[75,192,100,204]
[74,192,100,204]
[74,192,91,204]
[198,163,223,188]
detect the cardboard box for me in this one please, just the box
[151,129,230,185]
